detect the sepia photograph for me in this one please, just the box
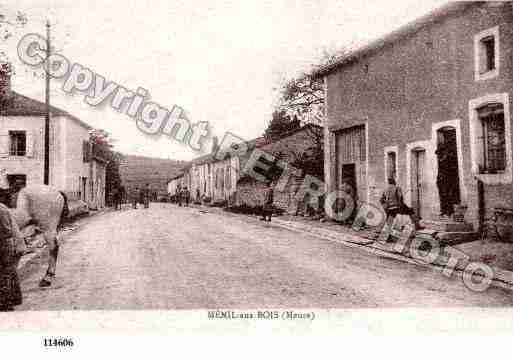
[1,0,513,354]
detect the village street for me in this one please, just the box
[17,203,513,310]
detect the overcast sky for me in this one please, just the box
[3,0,447,160]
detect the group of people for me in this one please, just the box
[130,183,151,209]
[175,185,190,207]
[112,183,151,210]
[255,177,418,239]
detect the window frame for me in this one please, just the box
[474,26,500,82]
[478,103,506,173]
[469,93,512,184]
[8,130,27,157]
[383,146,399,183]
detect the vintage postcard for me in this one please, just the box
[1,0,513,354]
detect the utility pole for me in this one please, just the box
[44,20,50,185]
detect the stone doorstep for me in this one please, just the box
[435,231,480,246]
[420,219,474,232]
[416,229,480,246]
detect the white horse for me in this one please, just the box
[8,185,68,287]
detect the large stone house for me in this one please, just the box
[314,2,513,231]
[0,68,107,209]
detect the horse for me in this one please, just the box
[0,184,68,287]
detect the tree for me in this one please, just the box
[275,47,349,126]
[89,129,122,206]
[263,109,300,142]
[268,47,349,178]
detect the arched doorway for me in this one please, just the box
[436,126,461,217]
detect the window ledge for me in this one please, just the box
[476,69,499,82]
[0,155,33,159]
[475,172,512,185]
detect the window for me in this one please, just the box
[386,152,397,180]
[475,26,499,81]
[83,141,91,162]
[478,103,506,173]
[9,131,26,156]
[481,36,495,72]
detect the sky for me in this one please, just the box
[2,0,448,160]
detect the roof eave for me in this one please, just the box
[312,1,479,79]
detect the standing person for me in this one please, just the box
[119,185,126,209]
[260,181,274,222]
[0,203,24,311]
[184,186,191,207]
[142,183,150,209]
[112,186,120,210]
[176,185,182,206]
[131,187,139,209]
[379,178,418,242]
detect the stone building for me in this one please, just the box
[314,2,513,231]
[0,66,106,209]
[236,124,323,213]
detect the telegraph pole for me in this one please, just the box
[44,20,50,185]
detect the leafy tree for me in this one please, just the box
[268,48,349,179]
[263,110,300,142]
[275,47,349,125]
[89,129,123,206]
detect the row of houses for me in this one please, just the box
[168,124,323,214]
[0,65,107,209]
[172,2,513,236]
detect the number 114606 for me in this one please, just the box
[43,338,74,347]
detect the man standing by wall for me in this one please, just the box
[131,187,139,209]
[260,181,274,222]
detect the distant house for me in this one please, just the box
[0,65,107,209]
[185,138,267,205]
[167,172,186,198]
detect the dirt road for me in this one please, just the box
[18,203,513,310]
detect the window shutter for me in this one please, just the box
[25,131,34,157]
[0,134,9,158]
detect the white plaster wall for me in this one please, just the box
[62,116,90,198]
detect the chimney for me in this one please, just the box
[0,62,12,100]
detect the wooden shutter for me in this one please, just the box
[0,133,9,158]
[25,131,34,157]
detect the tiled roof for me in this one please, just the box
[0,91,92,130]
[312,1,480,78]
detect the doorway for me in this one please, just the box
[436,126,461,216]
[7,174,26,189]
[341,163,357,200]
[411,149,425,218]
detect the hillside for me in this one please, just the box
[119,155,187,195]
